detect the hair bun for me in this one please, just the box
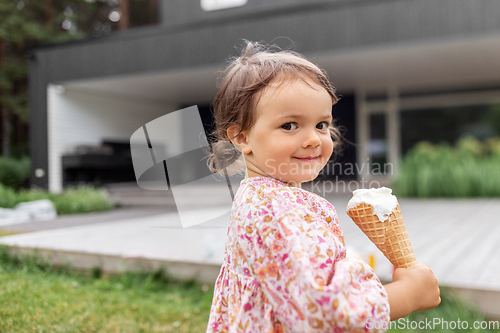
[208,140,245,176]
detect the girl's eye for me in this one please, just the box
[281,122,297,131]
[317,122,329,130]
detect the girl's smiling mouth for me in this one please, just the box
[294,155,320,162]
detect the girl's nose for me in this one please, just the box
[301,128,321,148]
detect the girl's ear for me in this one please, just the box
[227,126,252,154]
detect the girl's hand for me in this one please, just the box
[393,264,441,311]
[384,263,441,320]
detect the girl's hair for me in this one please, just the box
[208,39,343,175]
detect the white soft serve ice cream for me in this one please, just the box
[346,187,398,222]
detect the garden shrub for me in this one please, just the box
[0,184,18,208]
[0,156,30,190]
[48,186,114,214]
[0,185,114,215]
[394,136,500,197]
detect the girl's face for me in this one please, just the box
[233,77,334,187]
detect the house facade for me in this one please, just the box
[29,0,500,192]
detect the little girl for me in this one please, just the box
[206,40,440,333]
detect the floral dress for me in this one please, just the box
[206,177,390,333]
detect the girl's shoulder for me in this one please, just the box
[236,177,301,201]
[235,177,334,211]
[232,177,340,238]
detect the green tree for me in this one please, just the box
[0,0,98,158]
[0,0,158,159]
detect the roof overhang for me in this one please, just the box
[64,33,500,104]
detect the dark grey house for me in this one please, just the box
[29,0,500,192]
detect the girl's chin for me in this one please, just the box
[276,173,320,185]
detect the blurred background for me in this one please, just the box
[0,0,498,197]
[0,0,500,331]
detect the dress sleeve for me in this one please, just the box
[237,187,390,332]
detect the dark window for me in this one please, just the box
[400,104,500,155]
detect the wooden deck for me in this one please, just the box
[331,196,500,289]
[322,191,500,319]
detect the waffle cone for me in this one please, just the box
[347,202,417,268]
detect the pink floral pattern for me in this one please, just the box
[207,177,389,333]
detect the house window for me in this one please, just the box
[400,104,500,155]
[369,113,388,174]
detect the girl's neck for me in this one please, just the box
[244,170,302,188]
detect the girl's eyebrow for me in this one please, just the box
[281,114,332,120]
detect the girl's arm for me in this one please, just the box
[239,187,390,332]
[384,264,441,321]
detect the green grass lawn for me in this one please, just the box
[0,246,213,332]
[0,245,496,332]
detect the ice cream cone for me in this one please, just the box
[347,202,417,268]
